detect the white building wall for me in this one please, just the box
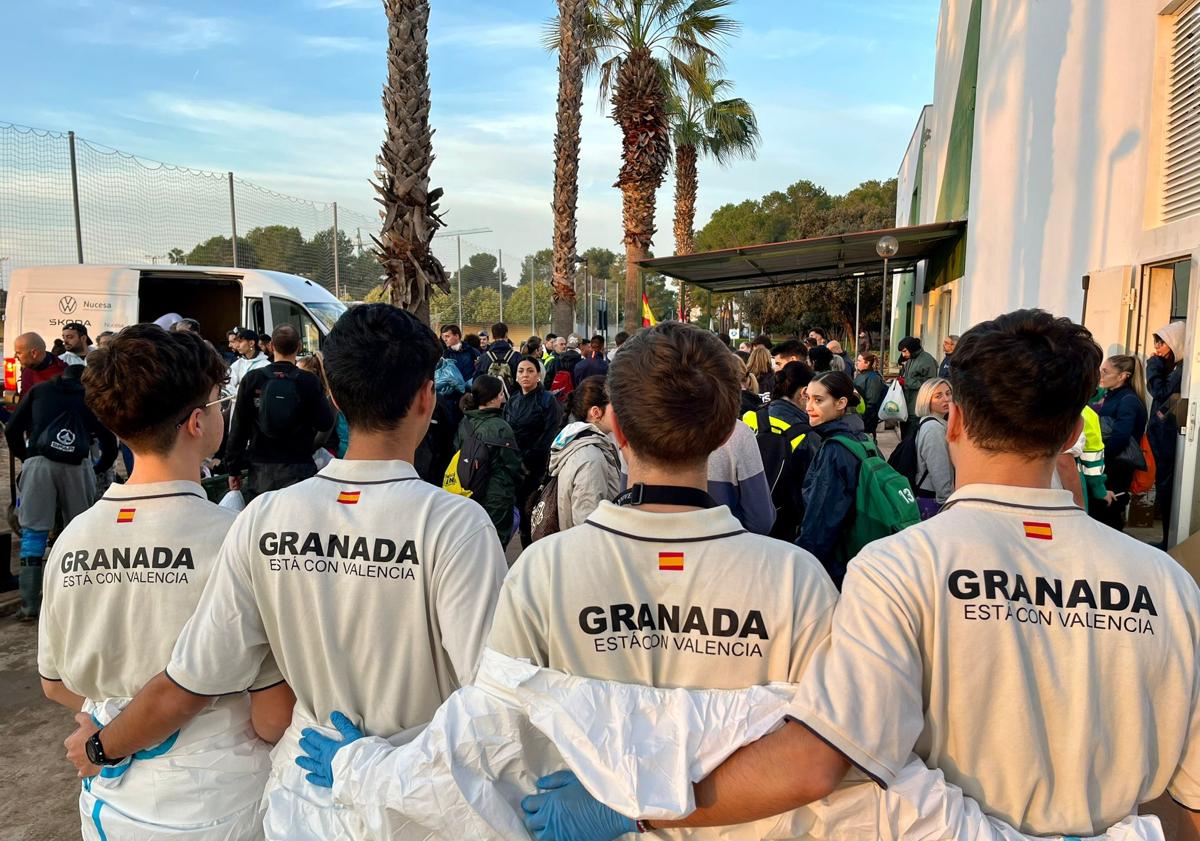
[958,0,1200,328]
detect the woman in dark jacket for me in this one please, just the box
[1091,355,1148,531]
[1148,321,1186,548]
[759,362,821,542]
[454,376,523,546]
[505,356,563,547]
[853,352,885,438]
[796,371,867,588]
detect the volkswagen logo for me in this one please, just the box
[59,295,78,314]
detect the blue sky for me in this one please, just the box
[1,0,938,264]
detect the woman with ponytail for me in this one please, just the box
[796,371,868,586]
[455,375,524,547]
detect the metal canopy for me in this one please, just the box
[639,220,966,293]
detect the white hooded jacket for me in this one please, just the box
[546,422,621,530]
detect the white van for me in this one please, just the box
[2,264,347,393]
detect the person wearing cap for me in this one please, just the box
[478,330,491,351]
[224,328,271,399]
[61,322,96,366]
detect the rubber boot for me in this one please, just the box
[17,557,43,620]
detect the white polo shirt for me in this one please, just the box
[789,483,1200,836]
[38,480,281,700]
[488,501,837,689]
[167,459,507,736]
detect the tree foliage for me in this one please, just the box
[694,178,898,338]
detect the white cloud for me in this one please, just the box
[64,5,237,53]
[432,21,544,51]
[301,35,376,54]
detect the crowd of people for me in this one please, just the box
[4,301,1199,841]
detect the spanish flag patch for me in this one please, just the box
[116,508,135,524]
[658,551,684,572]
[1023,521,1053,541]
[337,490,361,505]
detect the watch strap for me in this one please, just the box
[636,819,655,833]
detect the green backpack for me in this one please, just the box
[827,435,921,565]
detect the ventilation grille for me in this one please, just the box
[1165,0,1200,223]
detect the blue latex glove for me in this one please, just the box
[521,770,637,841]
[295,711,364,788]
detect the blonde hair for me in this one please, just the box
[1107,355,1146,404]
[297,351,332,400]
[737,357,759,394]
[746,345,772,378]
[916,377,952,418]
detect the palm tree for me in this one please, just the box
[551,0,588,336]
[373,0,447,325]
[669,55,758,319]
[558,0,739,333]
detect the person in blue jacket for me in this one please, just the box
[796,371,867,587]
[1091,354,1147,531]
[440,324,480,383]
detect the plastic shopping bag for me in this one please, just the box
[219,490,246,512]
[879,379,908,422]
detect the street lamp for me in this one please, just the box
[573,255,589,336]
[876,235,899,367]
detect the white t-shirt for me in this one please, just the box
[789,483,1200,836]
[38,480,281,700]
[167,459,507,736]
[488,501,837,688]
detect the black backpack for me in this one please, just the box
[525,429,600,542]
[257,369,303,439]
[446,422,519,501]
[886,416,940,489]
[34,408,91,464]
[747,406,811,495]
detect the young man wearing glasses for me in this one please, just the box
[38,324,294,840]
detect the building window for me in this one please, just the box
[1164,0,1200,223]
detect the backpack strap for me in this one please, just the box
[828,434,876,462]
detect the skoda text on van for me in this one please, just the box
[2,265,347,393]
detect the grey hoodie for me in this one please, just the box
[547,422,621,530]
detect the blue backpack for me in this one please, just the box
[435,358,466,397]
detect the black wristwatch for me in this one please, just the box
[85,730,125,766]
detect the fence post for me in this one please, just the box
[67,131,83,264]
[228,173,238,268]
[331,202,340,299]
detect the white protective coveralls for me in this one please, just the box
[329,649,1164,841]
[80,696,272,841]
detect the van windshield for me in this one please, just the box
[306,301,346,332]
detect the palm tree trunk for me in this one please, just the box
[614,48,672,333]
[673,143,698,256]
[551,0,585,337]
[374,0,447,324]
[673,142,698,321]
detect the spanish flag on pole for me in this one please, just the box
[642,293,657,328]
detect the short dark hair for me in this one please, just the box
[545,333,558,342]
[440,324,462,337]
[271,324,301,356]
[775,361,814,400]
[752,334,772,349]
[952,310,1100,456]
[63,322,89,339]
[898,336,923,354]
[590,334,604,348]
[771,339,807,360]
[809,327,828,340]
[613,331,629,346]
[83,324,227,455]
[324,304,440,431]
[609,323,739,468]
[808,345,833,372]
[491,322,509,339]
[464,333,482,350]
